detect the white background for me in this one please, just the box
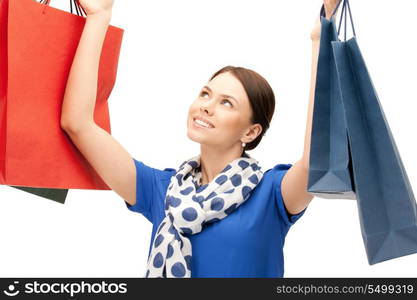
[1,0,417,277]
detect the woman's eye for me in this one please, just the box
[199,91,232,107]
[222,99,233,107]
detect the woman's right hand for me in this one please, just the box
[310,0,341,41]
[77,0,114,16]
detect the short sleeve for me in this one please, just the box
[273,163,307,227]
[125,158,176,223]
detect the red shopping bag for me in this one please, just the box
[0,0,124,189]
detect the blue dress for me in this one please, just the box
[125,158,307,277]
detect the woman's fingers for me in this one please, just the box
[323,0,341,19]
[77,0,114,16]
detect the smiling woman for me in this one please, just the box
[57,0,344,279]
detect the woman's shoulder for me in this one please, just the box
[249,163,292,192]
[262,163,293,177]
[133,158,177,181]
[257,162,293,188]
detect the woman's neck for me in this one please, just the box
[199,144,244,185]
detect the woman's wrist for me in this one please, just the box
[86,10,112,22]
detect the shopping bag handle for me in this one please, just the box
[320,0,356,41]
[38,0,87,17]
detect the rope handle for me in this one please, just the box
[320,0,356,41]
[39,0,87,17]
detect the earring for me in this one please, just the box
[242,142,246,148]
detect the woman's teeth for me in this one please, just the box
[194,119,212,128]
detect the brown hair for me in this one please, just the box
[209,65,276,153]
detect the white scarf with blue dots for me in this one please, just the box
[145,152,264,278]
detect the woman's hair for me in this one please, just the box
[209,65,276,152]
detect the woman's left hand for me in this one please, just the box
[310,0,341,41]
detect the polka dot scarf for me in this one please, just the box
[145,152,264,278]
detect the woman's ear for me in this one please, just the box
[242,124,263,144]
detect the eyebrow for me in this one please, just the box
[202,85,239,104]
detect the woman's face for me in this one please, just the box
[187,71,261,150]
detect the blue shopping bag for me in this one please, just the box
[331,0,417,264]
[307,1,355,199]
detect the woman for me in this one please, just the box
[61,0,340,278]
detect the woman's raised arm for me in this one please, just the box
[60,2,137,206]
[280,0,341,215]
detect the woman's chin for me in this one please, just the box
[186,130,201,142]
[187,129,211,144]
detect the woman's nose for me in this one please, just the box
[200,100,214,114]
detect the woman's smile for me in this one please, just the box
[193,117,215,129]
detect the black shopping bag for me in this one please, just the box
[332,0,417,264]
[10,186,68,204]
